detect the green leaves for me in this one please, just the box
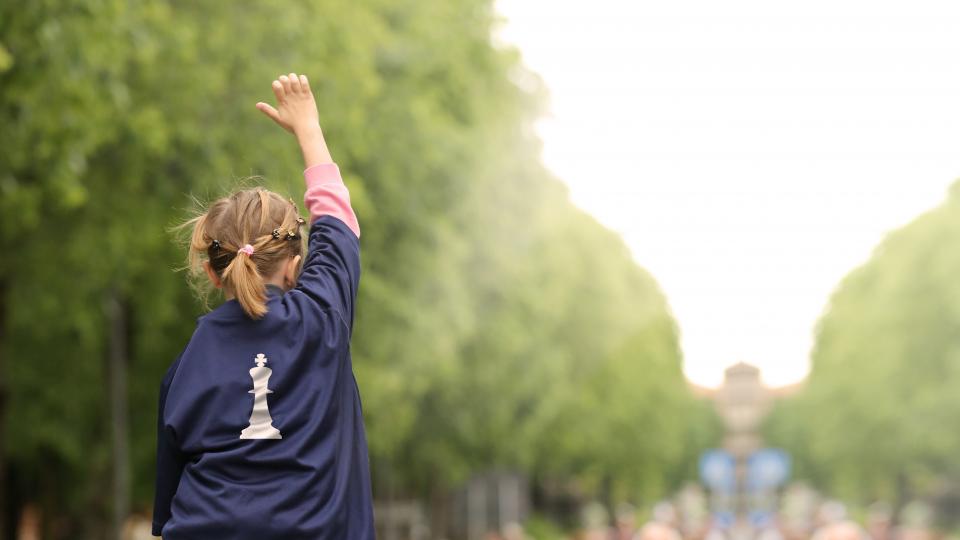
[1,0,710,532]
[0,43,12,73]
[767,181,960,511]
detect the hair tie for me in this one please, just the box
[238,244,255,256]
[272,227,301,240]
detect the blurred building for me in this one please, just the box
[714,363,769,459]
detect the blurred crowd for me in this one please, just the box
[481,484,947,540]
[18,481,945,540]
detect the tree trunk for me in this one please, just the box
[0,278,9,540]
[430,478,450,540]
[106,289,130,540]
[601,473,614,529]
[893,469,910,526]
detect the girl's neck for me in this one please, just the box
[223,276,289,300]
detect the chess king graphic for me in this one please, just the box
[240,353,282,440]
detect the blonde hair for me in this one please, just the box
[179,188,305,319]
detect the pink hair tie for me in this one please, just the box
[238,244,255,256]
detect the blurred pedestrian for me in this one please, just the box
[614,503,638,540]
[503,521,531,540]
[634,521,684,540]
[812,520,868,540]
[814,501,848,529]
[866,502,893,540]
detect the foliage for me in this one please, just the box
[0,0,710,536]
[766,182,960,514]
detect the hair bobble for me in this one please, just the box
[238,244,255,256]
[211,239,221,252]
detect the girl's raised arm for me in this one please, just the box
[256,72,358,235]
[257,73,360,322]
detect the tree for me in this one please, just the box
[767,181,960,521]
[1,1,711,536]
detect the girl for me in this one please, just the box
[152,73,374,539]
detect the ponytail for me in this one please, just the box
[221,243,269,319]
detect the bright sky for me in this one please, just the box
[494,0,960,387]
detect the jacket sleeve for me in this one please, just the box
[152,357,186,537]
[296,162,361,325]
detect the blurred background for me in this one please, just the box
[1,0,959,539]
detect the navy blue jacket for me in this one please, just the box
[152,211,374,539]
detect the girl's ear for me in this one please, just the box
[203,260,223,289]
[283,255,302,290]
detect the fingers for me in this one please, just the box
[271,79,285,103]
[255,102,281,124]
[279,74,293,95]
[277,72,309,97]
[288,72,302,93]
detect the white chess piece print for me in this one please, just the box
[240,353,282,440]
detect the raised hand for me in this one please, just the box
[257,72,333,167]
[256,72,320,136]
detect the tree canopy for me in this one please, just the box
[1,0,712,536]
[766,182,960,524]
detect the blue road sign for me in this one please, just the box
[700,449,736,492]
[746,448,791,490]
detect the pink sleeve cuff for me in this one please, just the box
[303,162,360,238]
